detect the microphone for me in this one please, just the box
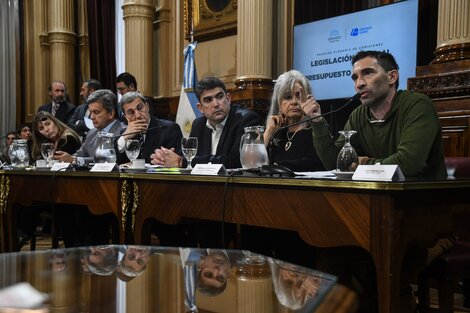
[266,93,361,165]
[111,126,161,140]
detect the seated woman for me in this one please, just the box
[18,111,83,248]
[264,70,324,172]
[31,111,81,161]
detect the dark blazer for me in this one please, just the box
[116,116,183,164]
[38,101,76,125]
[189,106,260,169]
[68,102,90,137]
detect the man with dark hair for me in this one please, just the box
[305,50,446,180]
[304,50,448,312]
[69,79,103,138]
[116,72,137,96]
[37,80,76,125]
[151,76,260,169]
[0,131,16,164]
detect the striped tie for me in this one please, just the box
[184,263,198,312]
[51,103,59,116]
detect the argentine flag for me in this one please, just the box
[176,42,201,137]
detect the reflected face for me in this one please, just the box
[279,82,304,122]
[49,82,66,103]
[19,127,32,140]
[6,135,16,146]
[122,247,150,273]
[199,252,231,289]
[89,101,115,129]
[279,268,321,303]
[88,247,114,266]
[51,254,66,272]
[122,98,150,124]
[197,87,231,127]
[351,56,395,108]
[37,118,59,142]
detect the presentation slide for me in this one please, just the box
[293,0,418,100]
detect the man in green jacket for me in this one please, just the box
[302,50,450,312]
[303,50,447,180]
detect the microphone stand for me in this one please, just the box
[266,93,361,166]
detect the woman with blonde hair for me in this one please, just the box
[31,111,81,160]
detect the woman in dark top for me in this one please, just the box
[31,111,81,160]
[264,70,324,171]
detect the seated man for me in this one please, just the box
[151,76,260,169]
[303,50,448,312]
[69,79,102,139]
[54,89,123,164]
[304,50,447,180]
[116,92,183,164]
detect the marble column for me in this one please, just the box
[154,0,172,96]
[236,0,273,81]
[433,0,470,63]
[122,0,155,96]
[232,0,274,120]
[47,0,77,101]
[78,0,90,81]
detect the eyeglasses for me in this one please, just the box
[117,86,127,92]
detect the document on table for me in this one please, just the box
[294,171,337,179]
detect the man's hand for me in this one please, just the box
[53,150,74,163]
[122,119,147,140]
[150,147,181,167]
[301,95,322,122]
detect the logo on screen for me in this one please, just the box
[328,30,341,43]
[350,28,359,36]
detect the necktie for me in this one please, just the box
[138,134,145,157]
[52,103,59,116]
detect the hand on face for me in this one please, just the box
[122,118,148,140]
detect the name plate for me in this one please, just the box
[90,163,117,172]
[50,162,71,171]
[191,164,227,175]
[352,164,405,181]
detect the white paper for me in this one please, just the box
[294,171,337,179]
[50,162,70,171]
[0,282,48,308]
[191,164,226,175]
[352,164,405,181]
[90,162,117,172]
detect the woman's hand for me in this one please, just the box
[264,114,286,145]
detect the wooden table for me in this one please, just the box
[127,173,470,313]
[2,169,470,312]
[0,170,122,251]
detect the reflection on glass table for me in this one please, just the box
[0,246,352,313]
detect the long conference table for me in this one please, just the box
[1,169,470,313]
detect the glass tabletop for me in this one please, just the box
[0,245,338,313]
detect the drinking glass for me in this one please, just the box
[181,137,198,169]
[336,130,358,172]
[125,139,141,167]
[40,142,55,167]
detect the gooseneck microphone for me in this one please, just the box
[267,93,361,166]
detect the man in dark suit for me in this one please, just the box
[68,79,102,139]
[37,80,76,125]
[116,91,182,164]
[151,76,260,169]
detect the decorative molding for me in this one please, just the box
[408,70,470,98]
[0,175,10,214]
[184,0,237,42]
